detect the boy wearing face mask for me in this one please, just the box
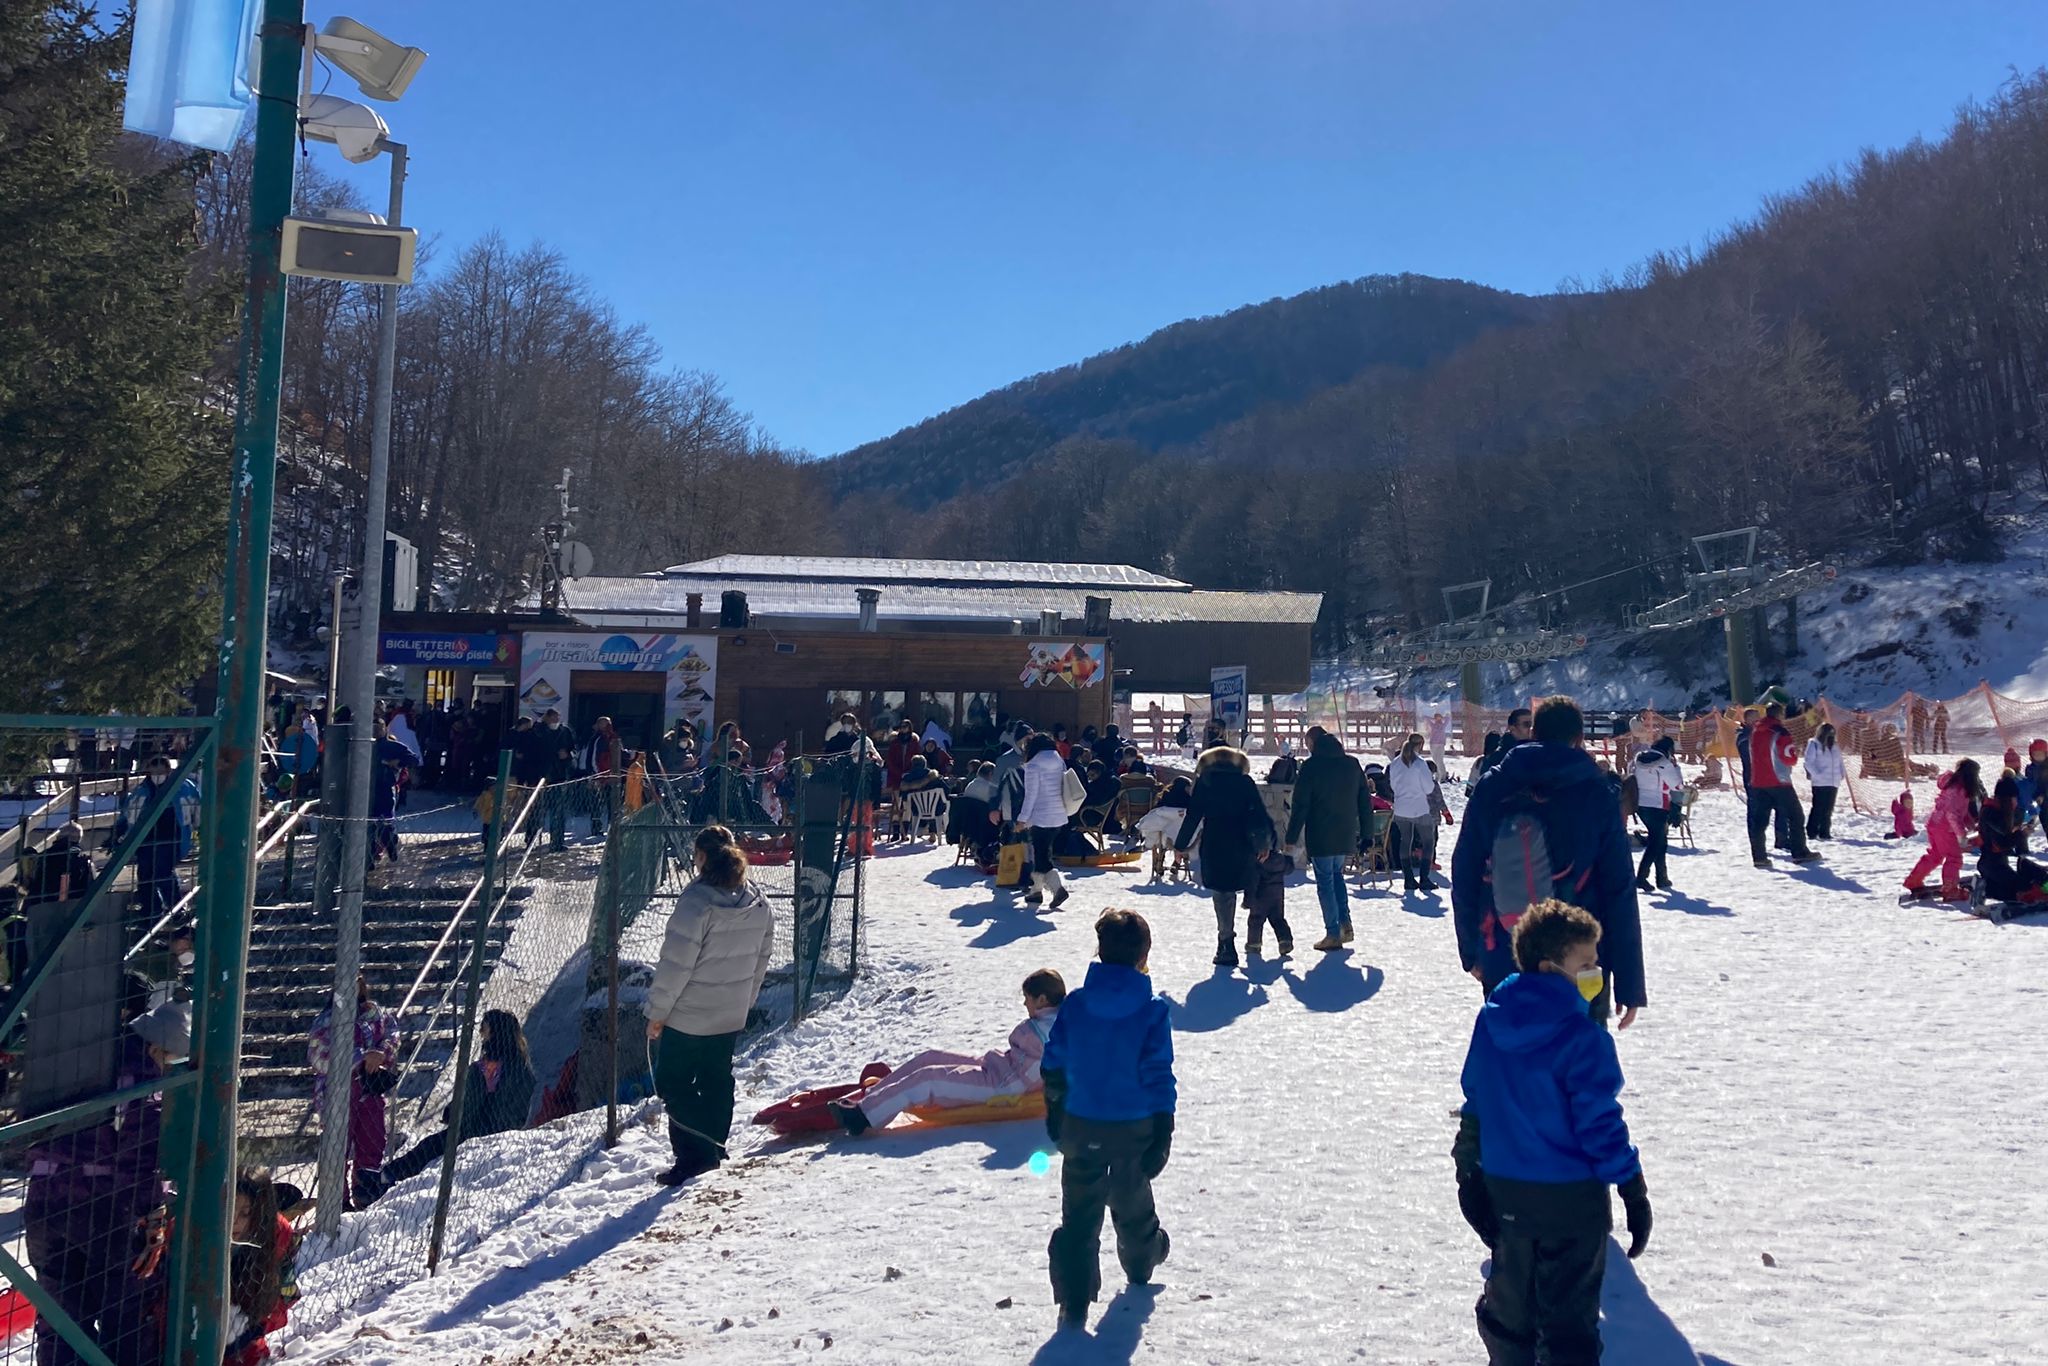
[1452,899,1652,1366]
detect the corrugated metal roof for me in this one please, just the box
[657,555,1187,590]
[543,577,1322,626]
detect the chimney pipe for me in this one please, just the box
[857,587,881,633]
[1039,608,1061,636]
[685,592,702,629]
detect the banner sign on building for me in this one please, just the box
[1021,642,1107,688]
[1210,665,1248,736]
[518,632,718,735]
[379,632,518,669]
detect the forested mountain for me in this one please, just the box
[831,276,1544,506]
[838,72,2048,652]
[15,0,2048,710]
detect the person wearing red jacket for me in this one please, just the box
[1745,703,1819,867]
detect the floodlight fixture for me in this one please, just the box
[298,92,389,163]
[313,17,427,102]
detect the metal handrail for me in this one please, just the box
[388,780,548,1113]
[121,800,314,963]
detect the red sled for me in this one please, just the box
[0,1288,35,1339]
[751,1063,892,1135]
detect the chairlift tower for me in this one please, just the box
[1627,527,1837,705]
[1352,578,1591,704]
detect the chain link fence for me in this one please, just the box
[0,717,217,1366]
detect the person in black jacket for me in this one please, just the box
[1450,697,1647,1029]
[1173,747,1274,968]
[380,1010,537,1191]
[531,709,577,851]
[1978,775,2048,905]
[1286,729,1369,951]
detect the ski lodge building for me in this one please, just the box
[378,556,1321,758]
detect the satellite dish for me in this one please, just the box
[557,540,595,580]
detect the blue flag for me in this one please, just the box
[122,0,265,152]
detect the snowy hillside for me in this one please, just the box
[291,768,2047,1366]
[1373,500,2048,712]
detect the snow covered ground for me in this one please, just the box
[289,765,2048,1366]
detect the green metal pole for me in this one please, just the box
[1725,610,1757,707]
[169,7,304,1363]
[428,748,513,1273]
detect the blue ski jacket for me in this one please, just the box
[1041,962,1175,1121]
[1460,969,1641,1186]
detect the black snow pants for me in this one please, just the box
[1048,1116,1168,1311]
[1475,1177,1610,1366]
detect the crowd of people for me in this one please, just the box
[19,676,2046,1363]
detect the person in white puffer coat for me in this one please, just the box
[1631,736,1684,892]
[1388,734,1444,891]
[1803,723,1847,842]
[1010,734,1075,909]
[644,826,775,1186]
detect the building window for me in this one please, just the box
[425,669,456,707]
[959,691,998,749]
[869,690,906,734]
[917,691,956,734]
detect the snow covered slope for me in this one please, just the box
[290,771,2048,1366]
[1377,501,2048,711]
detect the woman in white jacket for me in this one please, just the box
[1387,734,1442,891]
[1631,736,1684,892]
[644,826,775,1186]
[1803,723,1847,841]
[1008,734,1073,909]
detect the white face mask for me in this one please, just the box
[177,950,196,968]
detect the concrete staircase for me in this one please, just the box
[238,849,530,1164]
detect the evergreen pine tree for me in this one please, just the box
[0,2,231,714]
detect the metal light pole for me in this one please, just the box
[171,2,306,1359]
[316,137,407,1236]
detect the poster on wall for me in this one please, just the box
[1020,642,1106,689]
[518,631,717,735]
[1210,665,1248,737]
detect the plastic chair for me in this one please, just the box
[903,786,947,843]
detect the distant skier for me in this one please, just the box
[1932,701,1950,754]
[1803,724,1846,841]
[1888,789,1916,840]
[1745,703,1818,868]
[1977,775,2048,906]
[1630,737,1682,892]
[1903,760,1983,901]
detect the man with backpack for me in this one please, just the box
[1450,696,1646,1029]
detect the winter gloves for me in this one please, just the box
[1619,1172,1653,1258]
[1451,1112,1497,1247]
[1457,1175,1500,1249]
[1140,1113,1174,1179]
[1042,1067,1067,1144]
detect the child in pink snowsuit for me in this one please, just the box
[1905,764,1982,895]
[832,971,1064,1134]
[1888,790,1915,839]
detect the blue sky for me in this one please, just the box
[318,0,2048,457]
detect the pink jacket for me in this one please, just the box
[980,1007,1058,1092]
[1890,796,1915,839]
[1926,775,1975,850]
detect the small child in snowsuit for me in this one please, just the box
[308,975,401,1208]
[1243,836,1295,956]
[1454,899,1651,1365]
[1905,762,1982,899]
[1888,790,1915,839]
[830,971,1064,1134]
[1044,910,1175,1330]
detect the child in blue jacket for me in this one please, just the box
[1454,898,1653,1365]
[1041,909,1175,1330]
